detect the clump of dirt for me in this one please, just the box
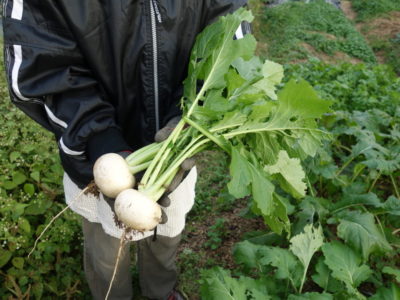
[341,0,357,21]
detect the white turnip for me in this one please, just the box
[93,153,135,198]
[114,189,162,232]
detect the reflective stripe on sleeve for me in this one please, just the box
[11,0,23,20]
[45,104,68,128]
[11,45,31,101]
[60,138,85,156]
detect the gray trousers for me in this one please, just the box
[82,218,181,300]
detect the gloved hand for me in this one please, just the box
[155,116,196,224]
[154,116,181,143]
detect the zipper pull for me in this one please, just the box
[151,0,162,23]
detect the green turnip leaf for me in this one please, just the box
[381,196,400,215]
[259,246,302,289]
[382,266,400,283]
[287,292,333,300]
[312,257,342,293]
[322,241,372,297]
[227,147,252,199]
[265,150,307,199]
[336,210,392,261]
[233,240,269,271]
[370,284,400,300]
[183,8,255,109]
[200,267,271,300]
[290,224,324,293]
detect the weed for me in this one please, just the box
[257,0,376,63]
[351,0,400,21]
[191,151,230,216]
[205,218,227,250]
[177,248,217,297]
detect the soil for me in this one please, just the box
[358,11,400,63]
[299,42,363,64]
[177,198,266,270]
[341,1,400,65]
[359,11,400,37]
[341,1,357,21]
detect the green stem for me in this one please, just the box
[139,168,178,201]
[183,117,230,153]
[142,138,209,201]
[331,204,366,215]
[390,174,400,199]
[173,125,193,150]
[368,171,382,193]
[290,277,298,294]
[209,120,244,133]
[128,161,151,174]
[126,143,157,163]
[299,268,307,294]
[147,126,195,186]
[336,146,372,177]
[126,143,161,167]
[336,156,357,178]
[155,138,207,192]
[349,165,365,184]
[146,146,173,187]
[223,126,329,139]
[334,143,352,154]
[375,214,386,239]
[141,120,185,185]
[306,176,316,197]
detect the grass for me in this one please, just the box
[253,0,376,63]
[350,0,400,21]
[385,33,400,74]
[368,33,400,74]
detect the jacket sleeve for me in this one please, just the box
[2,1,131,169]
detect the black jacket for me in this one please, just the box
[3,0,247,187]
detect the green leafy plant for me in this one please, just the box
[0,48,88,298]
[111,8,332,234]
[200,59,400,299]
[205,218,228,250]
[255,0,376,63]
[350,0,400,21]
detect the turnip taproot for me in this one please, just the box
[114,189,162,232]
[93,153,135,198]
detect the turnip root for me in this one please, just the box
[28,185,91,258]
[93,153,135,198]
[114,189,162,231]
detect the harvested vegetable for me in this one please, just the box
[99,8,332,298]
[93,153,135,198]
[114,189,162,232]
[98,8,331,234]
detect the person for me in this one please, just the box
[3,1,250,299]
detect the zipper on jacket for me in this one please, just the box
[149,0,162,131]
